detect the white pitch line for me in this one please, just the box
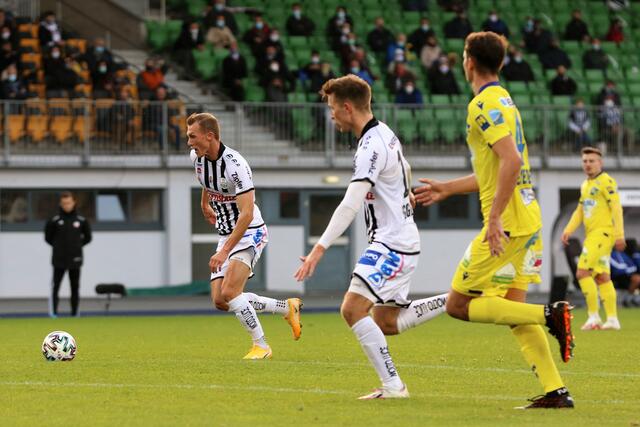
[0,381,636,405]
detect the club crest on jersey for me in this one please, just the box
[475,114,490,131]
[590,187,599,196]
[220,178,229,191]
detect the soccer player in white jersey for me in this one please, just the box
[294,75,448,399]
[187,113,302,360]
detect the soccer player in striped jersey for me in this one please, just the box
[187,113,302,360]
[295,75,448,400]
[562,146,625,330]
[414,32,574,409]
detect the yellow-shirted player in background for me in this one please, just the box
[562,147,625,330]
[415,32,575,409]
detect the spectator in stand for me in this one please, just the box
[611,245,640,307]
[110,86,135,144]
[38,11,64,49]
[482,10,510,38]
[137,58,167,99]
[255,44,284,79]
[502,49,534,82]
[549,65,577,95]
[143,86,180,149]
[0,9,14,31]
[259,59,294,92]
[265,77,289,102]
[242,14,270,56]
[83,38,115,76]
[0,63,28,100]
[309,62,336,99]
[385,61,416,93]
[286,3,315,36]
[260,28,285,59]
[44,47,79,97]
[0,39,17,74]
[428,55,460,95]
[419,34,441,70]
[386,33,408,64]
[326,6,354,50]
[367,17,394,54]
[395,80,423,104]
[222,42,247,101]
[339,33,359,70]
[598,94,623,145]
[299,50,322,89]
[401,0,428,11]
[332,21,352,51]
[539,39,571,70]
[408,17,435,55]
[348,59,373,86]
[583,38,608,71]
[1,25,16,50]
[567,98,591,149]
[564,9,590,42]
[203,0,237,35]
[596,80,622,106]
[206,15,236,49]
[523,19,553,55]
[174,21,204,78]
[91,60,115,98]
[605,18,624,44]
[351,47,374,77]
[444,8,472,40]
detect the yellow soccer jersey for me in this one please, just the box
[575,172,623,237]
[466,82,541,236]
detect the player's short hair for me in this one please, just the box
[464,31,508,75]
[60,191,74,200]
[319,75,371,112]
[187,112,220,139]
[581,146,602,157]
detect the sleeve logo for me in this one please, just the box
[488,109,504,125]
[475,114,490,131]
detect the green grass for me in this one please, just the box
[1,308,639,426]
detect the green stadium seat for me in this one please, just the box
[291,107,314,142]
[186,0,207,16]
[245,86,264,102]
[146,21,168,51]
[627,83,640,97]
[562,41,582,55]
[584,69,605,84]
[431,94,450,105]
[166,20,183,44]
[552,96,573,106]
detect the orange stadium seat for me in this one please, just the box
[72,99,90,142]
[19,38,40,53]
[8,114,25,142]
[66,39,87,54]
[48,98,72,143]
[25,99,48,142]
[28,83,45,99]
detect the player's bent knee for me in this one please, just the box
[445,298,467,321]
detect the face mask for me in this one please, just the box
[337,11,345,19]
[255,22,263,30]
[348,38,355,46]
[99,65,107,73]
[350,66,360,73]
[52,51,60,59]
[605,99,614,107]
[421,24,430,31]
[270,63,279,72]
[311,56,319,64]
[405,85,414,94]
[514,56,523,63]
[292,10,301,19]
[95,45,104,53]
[592,44,600,50]
[526,20,533,31]
[439,65,449,73]
[1,31,9,39]
[214,3,224,10]
[8,74,16,82]
[217,20,225,28]
[490,14,498,22]
[397,40,405,47]
[270,34,279,42]
[231,52,239,60]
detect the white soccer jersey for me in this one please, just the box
[351,118,420,254]
[191,144,264,235]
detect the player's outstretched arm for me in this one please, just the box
[414,174,479,206]
[294,181,371,282]
[209,191,254,272]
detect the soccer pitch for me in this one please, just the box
[2,309,639,426]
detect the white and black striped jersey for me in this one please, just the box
[190,143,264,235]
[351,118,420,254]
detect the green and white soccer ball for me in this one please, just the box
[42,331,77,361]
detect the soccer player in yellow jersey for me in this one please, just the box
[562,146,625,331]
[414,32,575,409]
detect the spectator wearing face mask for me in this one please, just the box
[222,41,248,101]
[427,56,460,95]
[0,63,27,99]
[44,48,79,96]
[206,15,236,49]
[596,80,621,106]
[137,58,167,98]
[386,33,408,64]
[385,61,416,94]
[444,8,472,40]
[259,59,294,92]
[583,38,609,71]
[395,80,423,104]
[408,17,435,55]
[564,9,590,42]
[39,11,64,48]
[0,25,16,50]
[203,0,238,35]
[367,17,394,54]
[539,39,571,70]
[482,10,510,38]
[598,94,623,145]
[0,40,17,74]
[549,65,577,96]
[605,18,624,44]
[92,60,115,98]
[523,19,553,55]
[175,21,204,51]
[501,49,534,82]
[259,29,284,59]
[256,44,284,79]
[567,98,591,149]
[306,59,336,97]
[348,59,374,85]
[326,6,354,50]
[83,37,114,75]
[243,14,271,55]
[299,50,322,87]
[286,3,315,36]
[339,33,359,69]
[419,35,441,70]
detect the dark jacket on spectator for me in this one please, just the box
[550,74,577,95]
[539,46,571,69]
[44,58,78,91]
[482,18,510,38]
[524,28,553,54]
[443,16,472,39]
[174,26,204,51]
[502,58,535,82]
[0,76,28,99]
[286,14,315,36]
[38,20,62,47]
[564,18,590,41]
[408,26,435,54]
[583,48,608,70]
[428,67,460,94]
[367,26,395,54]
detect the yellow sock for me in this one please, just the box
[578,277,599,316]
[468,296,545,325]
[512,325,565,393]
[599,281,618,319]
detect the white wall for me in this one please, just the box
[265,225,305,294]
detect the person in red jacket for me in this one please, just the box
[605,18,624,44]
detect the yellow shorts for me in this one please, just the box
[451,230,543,297]
[577,229,615,275]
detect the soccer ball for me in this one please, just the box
[42,331,77,361]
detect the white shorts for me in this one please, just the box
[210,224,268,281]
[350,242,419,307]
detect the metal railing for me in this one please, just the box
[1,100,639,168]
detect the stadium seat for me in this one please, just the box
[48,98,73,143]
[8,114,25,142]
[25,99,48,142]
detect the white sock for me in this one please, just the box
[244,292,289,315]
[397,293,448,333]
[351,316,403,390]
[227,294,268,348]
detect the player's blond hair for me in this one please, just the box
[187,113,220,139]
[319,75,372,112]
[581,146,602,157]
